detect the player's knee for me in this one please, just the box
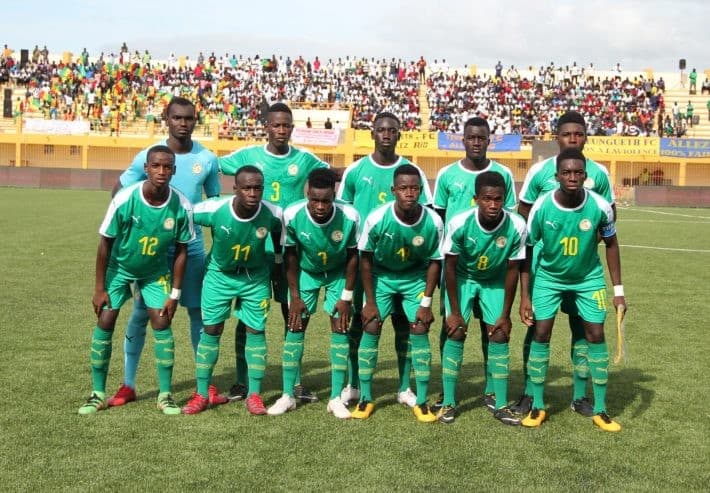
[448,327,467,342]
[409,321,429,335]
[489,330,508,344]
[363,321,381,336]
[203,324,224,336]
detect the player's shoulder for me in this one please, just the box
[527,156,555,178]
[114,181,142,204]
[170,186,193,209]
[283,198,308,222]
[194,195,230,213]
[190,140,217,160]
[529,189,555,215]
[504,209,528,233]
[364,201,392,224]
[261,200,283,219]
[586,189,612,210]
[449,207,477,230]
[423,205,445,229]
[434,161,459,180]
[334,201,360,223]
[222,144,261,159]
[489,159,515,178]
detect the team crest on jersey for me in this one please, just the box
[584,178,595,189]
[288,164,299,176]
[412,236,425,247]
[192,163,202,174]
[163,218,175,230]
[255,227,268,239]
[495,236,507,248]
[331,230,343,242]
[579,219,592,231]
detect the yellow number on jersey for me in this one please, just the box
[231,243,251,261]
[591,289,608,310]
[317,251,328,266]
[139,236,158,256]
[396,247,411,262]
[560,236,579,256]
[270,181,281,202]
[476,255,489,270]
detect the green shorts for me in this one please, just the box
[444,278,504,326]
[291,269,346,317]
[106,267,170,310]
[371,272,426,323]
[531,276,608,324]
[530,245,579,316]
[201,267,271,330]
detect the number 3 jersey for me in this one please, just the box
[527,189,615,284]
[193,197,283,273]
[99,181,194,278]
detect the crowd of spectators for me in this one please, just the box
[0,44,693,140]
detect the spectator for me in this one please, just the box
[689,68,697,94]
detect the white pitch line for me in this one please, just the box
[618,219,710,224]
[624,208,710,220]
[619,244,710,253]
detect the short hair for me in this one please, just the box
[474,171,505,196]
[235,164,264,180]
[393,163,420,183]
[556,111,586,133]
[268,102,292,116]
[556,148,586,170]
[146,145,175,163]
[464,116,490,134]
[165,96,194,116]
[307,168,336,190]
[373,111,400,127]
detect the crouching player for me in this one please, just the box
[439,171,527,425]
[520,149,625,431]
[267,168,360,418]
[79,145,194,415]
[182,166,283,416]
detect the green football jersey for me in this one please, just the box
[433,159,517,217]
[218,144,328,207]
[358,202,443,277]
[193,197,283,273]
[282,199,360,274]
[519,156,614,205]
[336,154,433,220]
[441,207,527,282]
[99,182,194,278]
[527,189,615,284]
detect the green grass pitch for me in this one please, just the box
[1,188,708,490]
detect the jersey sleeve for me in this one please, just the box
[119,150,148,187]
[217,150,243,176]
[203,153,222,197]
[357,212,378,252]
[341,205,360,249]
[99,198,123,238]
[417,166,433,206]
[526,200,543,246]
[193,198,221,227]
[175,190,196,244]
[428,212,445,260]
[593,163,616,204]
[282,204,299,247]
[432,166,449,209]
[336,163,357,203]
[503,171,518,211]
[519,162,544,204]
[508,213,528,261]
[440,210,467,256]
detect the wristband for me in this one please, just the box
[274,253,284,264]
[613,285,624,297]
[340,289,354,302]
[169,288,181,300]
[420,296,432,308]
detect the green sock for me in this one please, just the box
[245,331,267,395]
[587,342,610,414]
[441,339,463,407]
[283,324,303,387]
[235,321,247,386]
[528,341,550,410]
[195,332,221,397]
[522,325,534,395]
[488,342,510,409]
[282,331,304,397]
[153,328,175,394]
[347,316,363,388]
[358,332,380,402]
[570,317,589,400]
[480,322,495,395]
[330,333,349,399]
[410,333,431,406]
[89,326,113,393]
[393,321,412,392]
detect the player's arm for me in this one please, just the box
[359,251,380,325]
[110,180,123,198]
[217,153,240,176]
[204,155,222,198]
[517,201,532,220]
[602,233,625,310]
[93,236,114,317]
[415,259,441,328]
[284,245,307,330]
[490,259,521,338]
[161,241,186,321]
[332,247,358,332]
[444,253,465,335]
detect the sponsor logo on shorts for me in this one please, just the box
[163,217,175,230]
[412,236,424,246]
[331,230,343,242]
[288,164,299,176]
[579,219,592,231]
[256,227,268,239]
[495,236,507,248]
[192,163,202,174]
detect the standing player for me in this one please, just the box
[519,149,624,431]
[432,117,517,410]
[181,166,283,415]
[336,112,433,408]
[218,102,332,403]
[267,168,360,418]
[512,110,616,417]
[439,171,526,425]
[106,97,225,408]
[79,146,194,415]
[353,164,443,422]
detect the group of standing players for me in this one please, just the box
[78,98,625,431]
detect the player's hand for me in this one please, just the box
[361,304,381,329]
[519,296,534,327]
[159,298,178,322]
[331,299,351,333]
[288,297,308,331]
[489,316,512,340]
[414,306,434,329]
[446,313,466,337]
[613,295,627,312]
[92,290,111,317]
